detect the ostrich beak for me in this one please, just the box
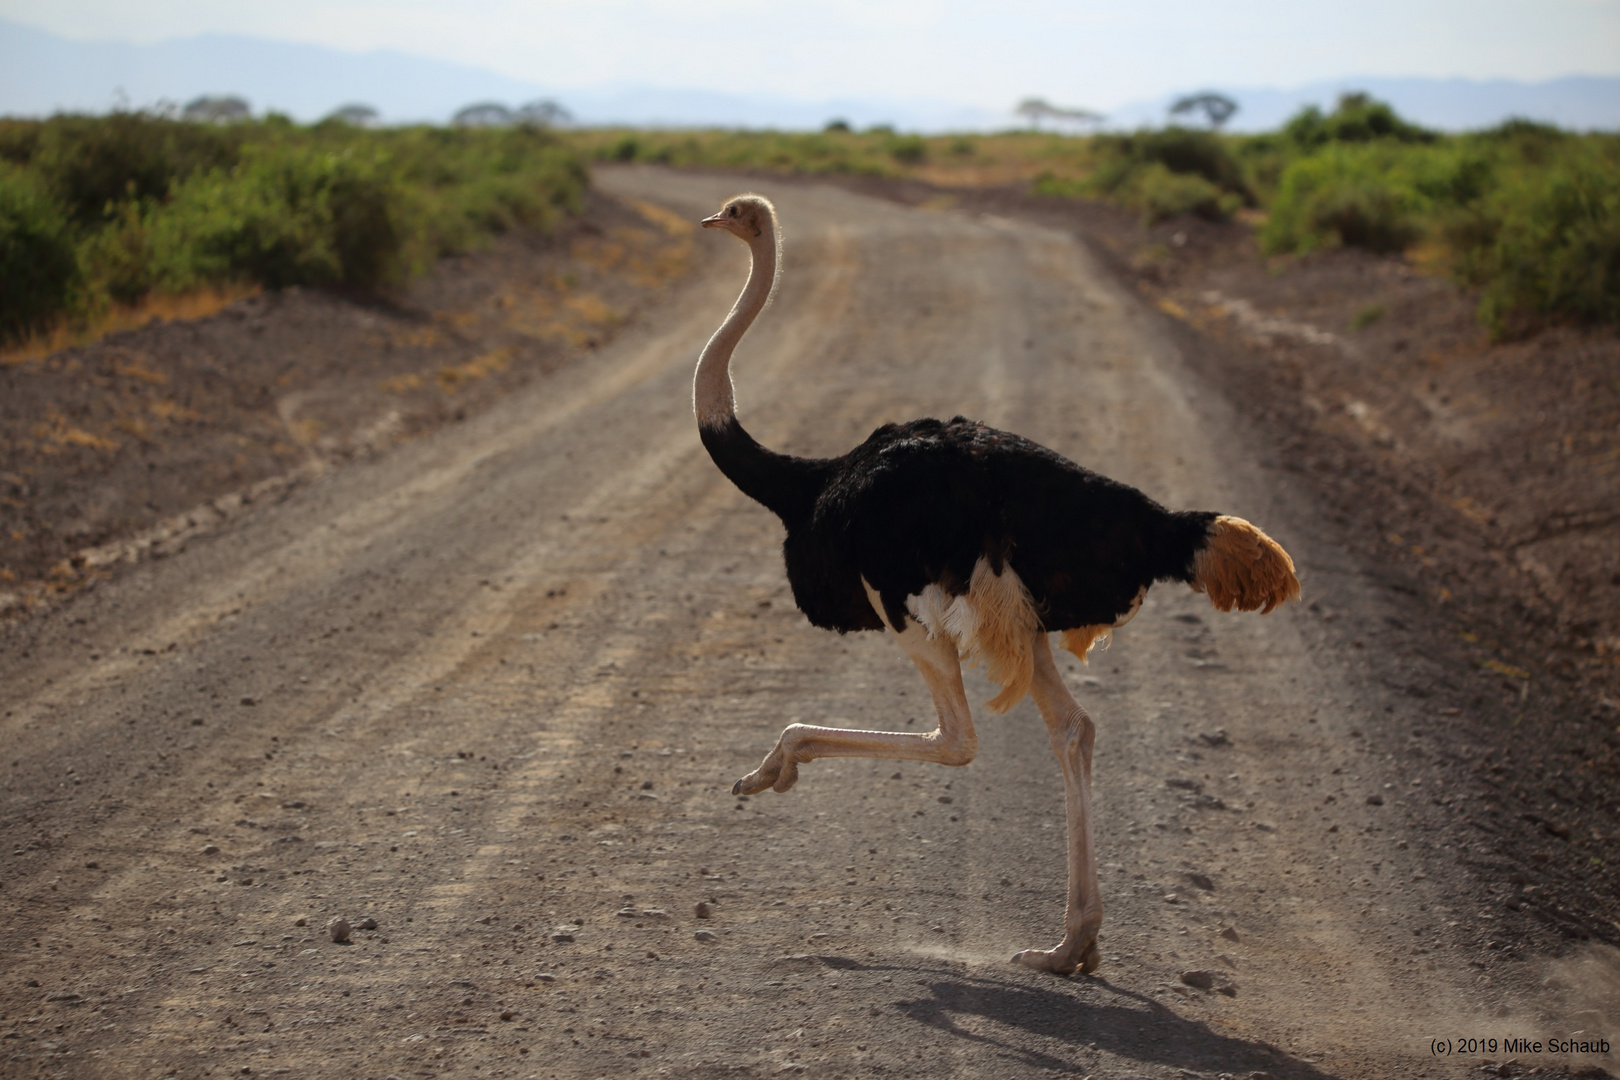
[700,212,727,228]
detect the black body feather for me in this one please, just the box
[701,415,1216,635]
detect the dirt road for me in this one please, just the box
[2,169,1612,1080]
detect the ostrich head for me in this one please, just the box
[701,194,777,241]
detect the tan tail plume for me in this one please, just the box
[1191,515,1301,614]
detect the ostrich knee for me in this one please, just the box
[1053,706,1094,773]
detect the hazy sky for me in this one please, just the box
[5,0,1618,110]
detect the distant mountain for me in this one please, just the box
[2,19,1616,133]
[1107,76,1620,133]
[0,19,573,124]
[0,19,1002,130]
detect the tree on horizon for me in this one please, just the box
[181,95,250,123]
[1170,92,1239,129]
[1014,97,1105,131]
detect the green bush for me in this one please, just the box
[1261,145,1427,255]
[1123,163,1230,225]
[77,198,149,304]
[0,165,81,339]
[885,134,927,164]
[1260,125,1620,331]
[1091,127,1251,204]
[1449,147,1620,334]
[402,126,585,256]
[1080,127,1250,223]
[1031,171,1087,199]
[1283,93,1435,149]
[132,147,402,293]
[1475,118,1569,167]
[1231,134,1293,204]
[0,113,588,343]
[30,113,240,222]
[0,119,41,166]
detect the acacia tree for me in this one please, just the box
[452,102,514,127]
[517,99,572,126]
[326,104,380,127]
[1169,92,1239,129]
[181,95,251,123]
[1014,97,1105,131]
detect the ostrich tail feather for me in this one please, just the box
[1191,515,1302,614]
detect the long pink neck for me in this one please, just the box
[694,225,777,429]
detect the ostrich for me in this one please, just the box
[695,193,1299,975]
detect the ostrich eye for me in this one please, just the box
[728,206,737,217]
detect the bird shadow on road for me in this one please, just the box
[886,969,1343,1079]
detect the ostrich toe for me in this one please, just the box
[1012,938,1101,977]
[731,745,799,795]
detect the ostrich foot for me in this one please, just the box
[1012,938,1101,977]
[731,744,800,795]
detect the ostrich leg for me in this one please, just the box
[732,611,979,796]
[1013,633,1103,976]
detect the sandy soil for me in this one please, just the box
[1,168,1615,1080]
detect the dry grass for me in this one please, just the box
[1,285,259,368]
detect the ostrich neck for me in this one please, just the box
[694,228,777,429]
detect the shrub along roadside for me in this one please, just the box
[1444,143,1620,334]
[1085,127,1252,223]
[1259,120,1619,335]
[564,96,1618,336]
[109,146,407,300]
[4,100,1613,344]
[1259,144,1431,256]
[0,164,81,341]
[0,114,587,345]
